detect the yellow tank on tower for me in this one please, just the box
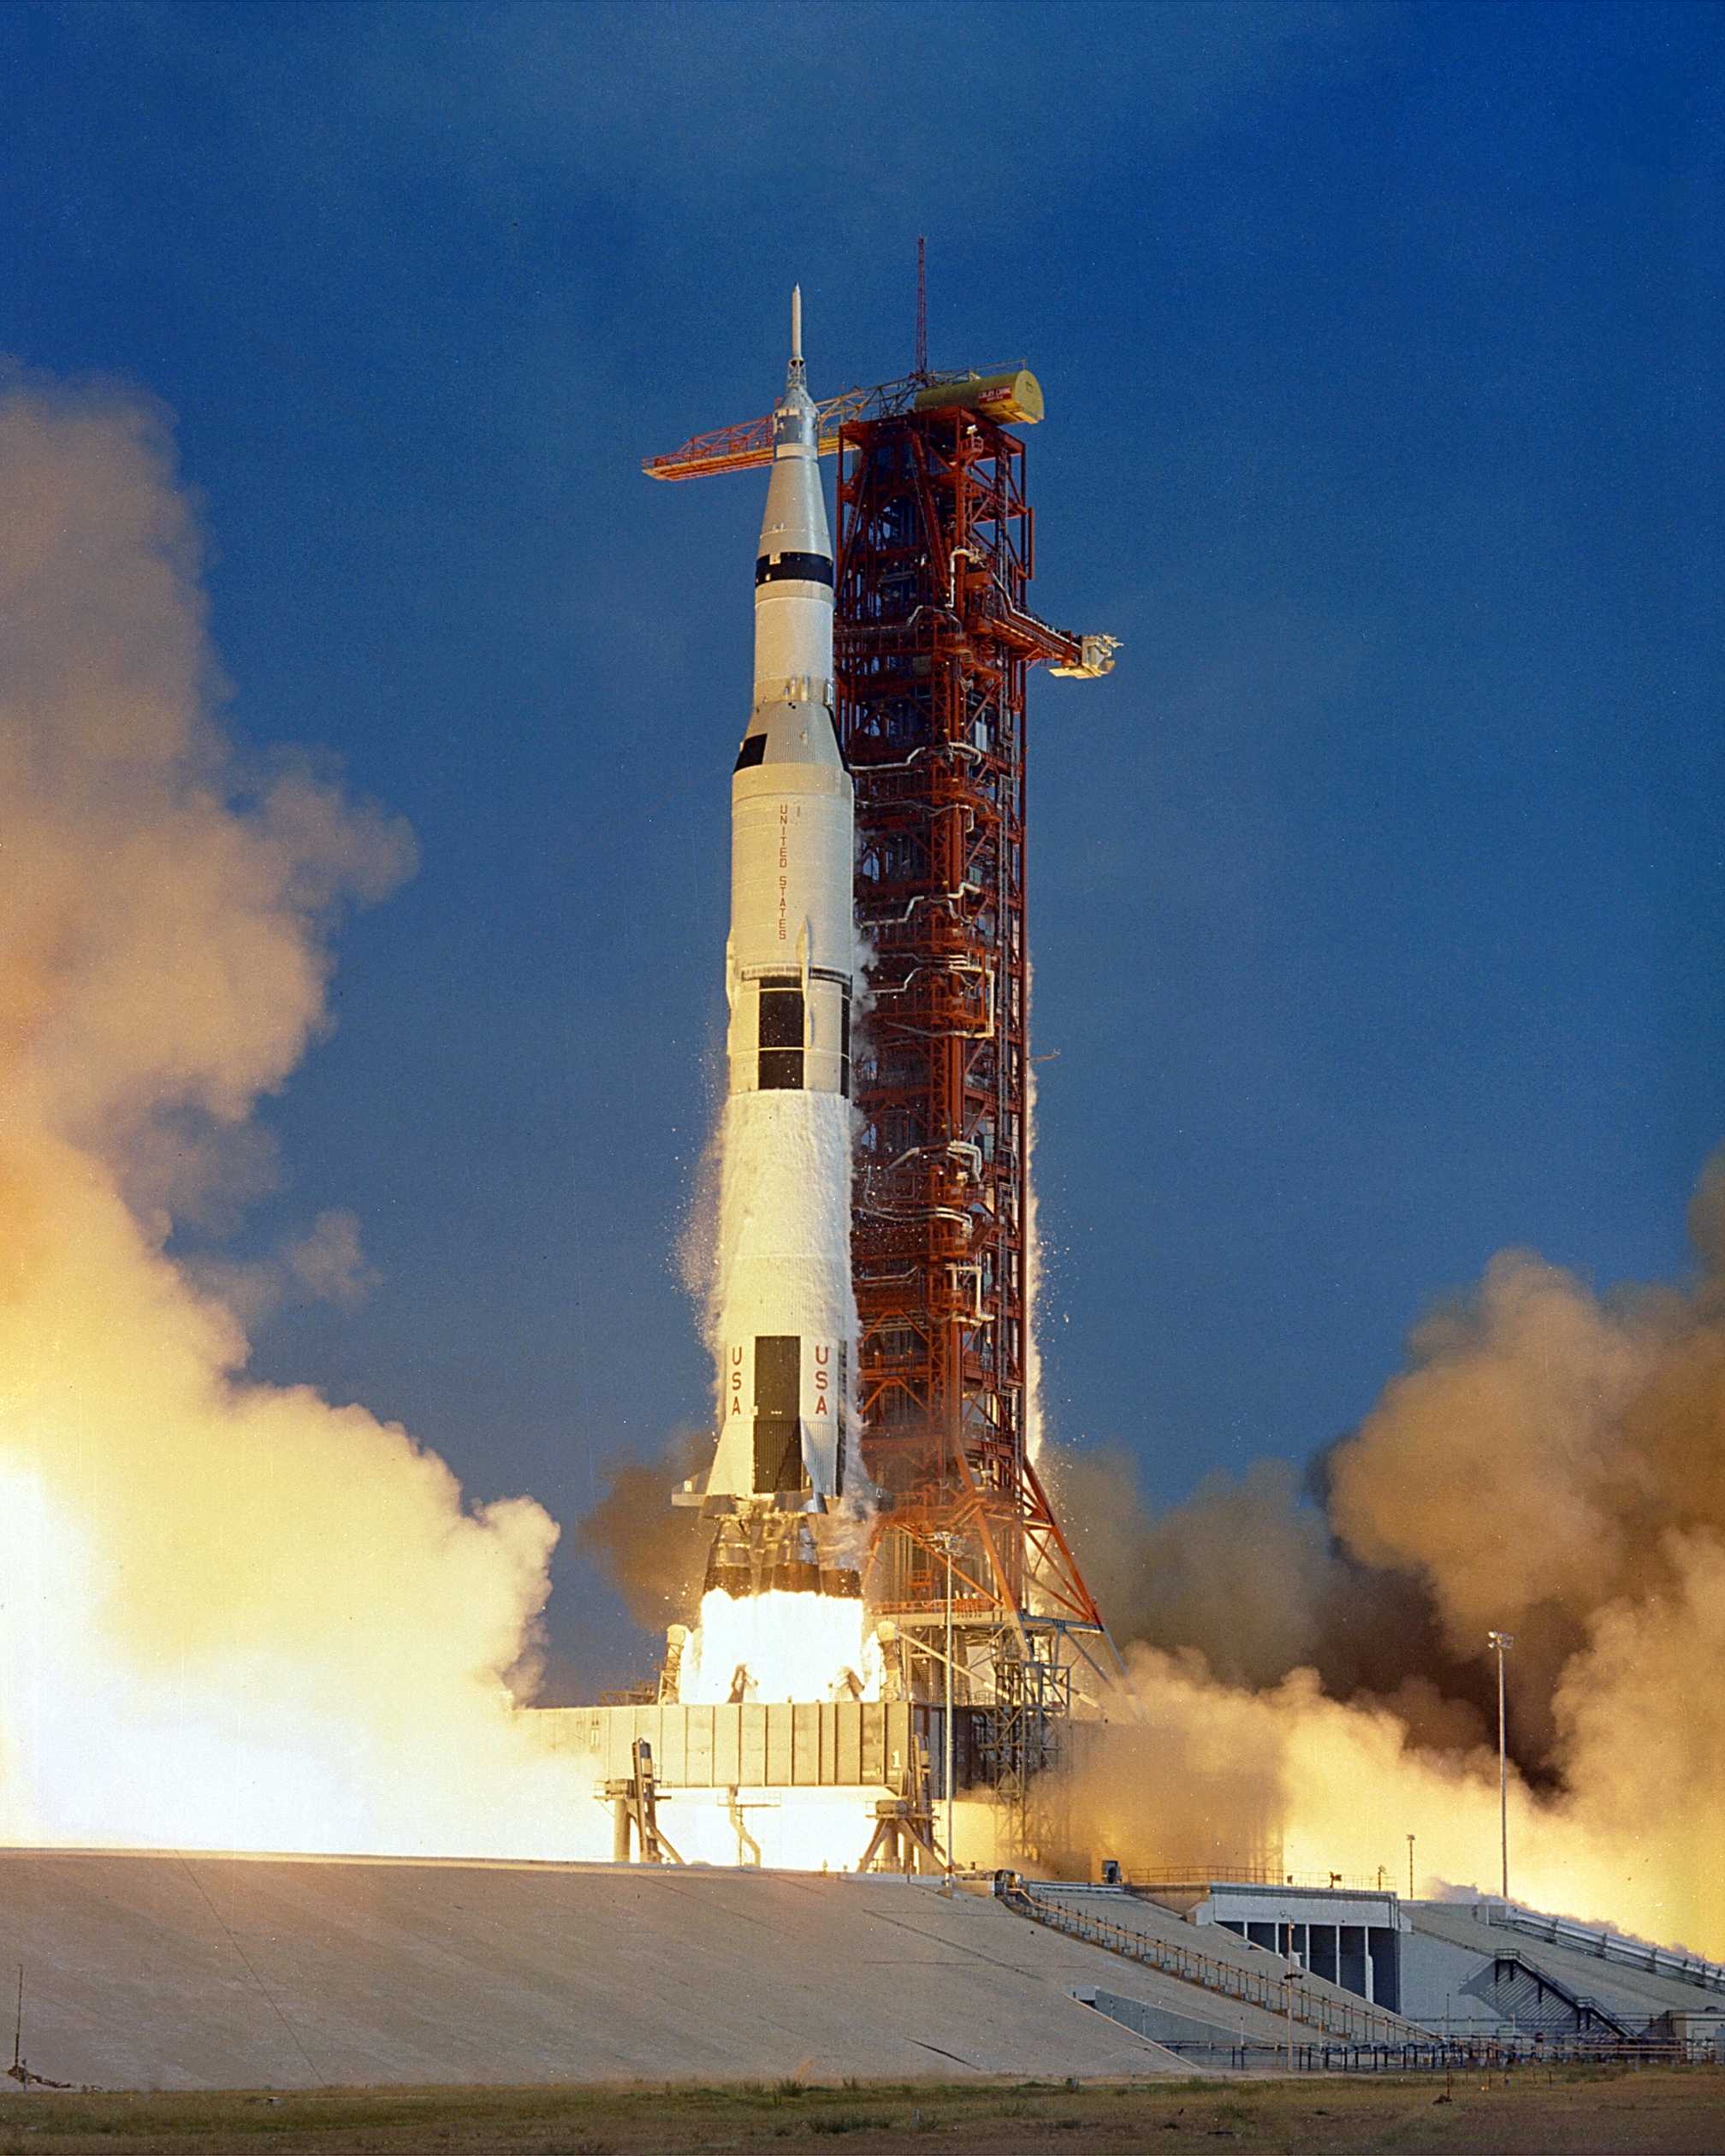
[911,369,1044,426]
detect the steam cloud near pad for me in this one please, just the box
[6,367,1717,1951]
[0,373,590,1856]
[1048,1188,1725,1957]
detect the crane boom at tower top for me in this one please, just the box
[645,359,1117,679]
[643,365,1047,483]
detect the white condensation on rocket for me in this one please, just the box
[680,290,864,1601]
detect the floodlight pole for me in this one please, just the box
[944,1536,955,1886]
[928,1531,958,1892]
[1282,1916,1301,2073]
[1488,1630,1515,1902]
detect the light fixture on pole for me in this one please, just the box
[1281,1914,1303,2073]
[1487,1629,1515,1902]
[929,1531,959,1892]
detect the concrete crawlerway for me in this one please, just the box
[0,1851,1309,2089]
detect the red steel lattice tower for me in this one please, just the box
[643,332,1119,1764]
[836,403,1109,1673]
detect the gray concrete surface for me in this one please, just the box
[1035,1886,1425,2035]
[0,1851,1279,2089]
[1404,1899,1725,2037]
[1076,1986,1284,2057]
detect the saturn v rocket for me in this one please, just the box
[681,291,862,1601]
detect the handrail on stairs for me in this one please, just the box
[995,1876,1419,2047]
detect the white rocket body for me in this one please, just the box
[701,293,858,1586]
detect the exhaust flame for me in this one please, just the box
[12,368,1717,1946]
[655,1789,883,1872]
[677,1589,882,1705]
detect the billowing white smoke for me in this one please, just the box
[0,371,600,1858]
[1059,1191,1725,1958]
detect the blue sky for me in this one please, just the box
[3,0,1720,1693]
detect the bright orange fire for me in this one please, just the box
[676,1589,883,1705]
[5,370,1721,1952]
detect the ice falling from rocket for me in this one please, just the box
[679,290,862,1608]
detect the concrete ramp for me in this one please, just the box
[0,1851,1206,2089]
[1403,1899,1725,2042]
[1031,1885,1426,2041]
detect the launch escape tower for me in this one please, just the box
[646,301,1119,1837]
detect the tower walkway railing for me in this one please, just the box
[996,1876,1423,2047]
[1483,1901,1725,1996]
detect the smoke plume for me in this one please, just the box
[574,1424,709,1633]
[0,371,594,1856]
[1057,1168,1725,1956]
[20,365,1706,1934]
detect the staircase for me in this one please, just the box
[1486,1947,1635,2040]
[997,1878,1425,2046]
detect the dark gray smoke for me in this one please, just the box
[575,1424,709,1634]
[1053,1448,1499,1757]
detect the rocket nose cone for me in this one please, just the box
[780,286,812,419]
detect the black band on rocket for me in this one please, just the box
[756,552,834,588]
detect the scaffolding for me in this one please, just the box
[835,401,1117,1846]
[643,321,1121,1857]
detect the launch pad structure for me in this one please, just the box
[644,296,1121,1860]
[836,388,1118,1810]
